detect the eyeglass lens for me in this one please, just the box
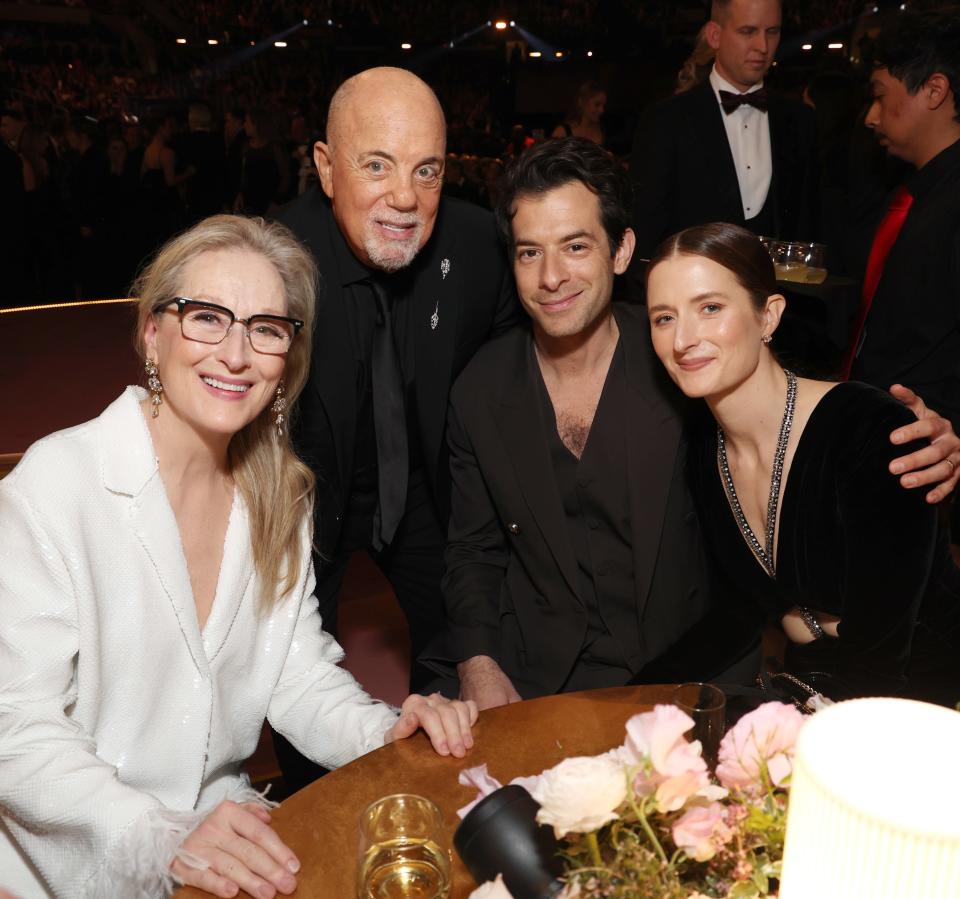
[179,301,295,353]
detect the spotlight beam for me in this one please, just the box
[408,21,490,66]
[189,19,307,83]
[514,25,557,57]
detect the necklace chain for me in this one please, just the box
[717,369,797,579]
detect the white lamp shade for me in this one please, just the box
[780,697,960,898]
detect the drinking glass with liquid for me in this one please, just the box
[358,793,451,899]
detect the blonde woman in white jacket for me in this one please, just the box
[0,215,477,899]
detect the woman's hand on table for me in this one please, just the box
[887,383,960,502]
[384,692,479,758]
[171,800,300,899]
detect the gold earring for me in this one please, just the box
[145,359,163,418]
[271,381,287,438]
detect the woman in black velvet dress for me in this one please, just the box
[645,222,960,705]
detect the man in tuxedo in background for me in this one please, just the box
[629,0,817,275]
[850,10,960,433]
[277,67,517,786]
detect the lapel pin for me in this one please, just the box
[430,258,449,329]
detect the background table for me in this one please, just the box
[174,684,675,899]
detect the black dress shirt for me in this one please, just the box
[534,341,640,688]
[326,221,424,551]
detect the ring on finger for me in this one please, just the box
[947,458,957,472]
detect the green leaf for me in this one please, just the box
[728,881,761,899]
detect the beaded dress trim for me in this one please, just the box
[716,369,797,579]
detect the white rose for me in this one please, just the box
[532,755,627,838]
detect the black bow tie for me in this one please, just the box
[719,88,769,114]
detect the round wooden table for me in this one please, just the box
[174,684,676,899]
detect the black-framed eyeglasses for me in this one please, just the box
[160,297,304,355]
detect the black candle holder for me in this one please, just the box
[453,785,565,899]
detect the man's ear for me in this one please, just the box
[613,228,636,275]
[925,72,953,113]
[705,20,722,52]
[313,141,334,198]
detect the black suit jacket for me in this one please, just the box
[852,138,960,430]
[629,78,818,263]
[278,189,519,563]
[425,304,734,698]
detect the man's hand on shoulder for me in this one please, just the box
[887,384,960,503]
[457,655,522,711]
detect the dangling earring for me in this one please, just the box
[145,359,163,418]
[761,334,773,345]
[271,381,287,438]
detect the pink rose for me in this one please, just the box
[622,705,706,776]
[620,706,725,811]
[532,755,627,837]
[716,701,805,793]
[671,802,732,861]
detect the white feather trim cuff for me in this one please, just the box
[83,783,279,899]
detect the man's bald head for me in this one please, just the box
[326,67,446,149]
[315,67,447,271]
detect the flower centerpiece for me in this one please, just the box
[459,701,808,899]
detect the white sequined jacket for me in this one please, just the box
[0,387,399,898]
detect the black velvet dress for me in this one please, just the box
[689,381,960,705]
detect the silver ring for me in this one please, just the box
[947,458,956,472]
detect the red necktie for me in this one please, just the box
[842,185,913,378]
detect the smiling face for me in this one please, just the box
[511,181,633,341]
[142,247,288,442]
[707,0,781,92]
[314,70,446,272]
[646,253,782,399]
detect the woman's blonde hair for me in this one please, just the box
[132,214,317,612]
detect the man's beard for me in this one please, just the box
[364,219,426,273]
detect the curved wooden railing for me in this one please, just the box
[0,453,22,480]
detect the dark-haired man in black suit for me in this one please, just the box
[852,9,960,432]
[425,137,960,710]
[629,0,817,272]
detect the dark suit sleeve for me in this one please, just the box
[489,248,523,338]
[630,100,679,265]
[437,396,509,664]
[830,407,937,693]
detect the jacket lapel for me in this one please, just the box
[195,494,253,664]
[414,202,460,478]
[766,96,794,236]
[691,80,743,222]
[616,308,685,619]
[304,196,357,497]
[493,336,580,598]
[99,389,210,675]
